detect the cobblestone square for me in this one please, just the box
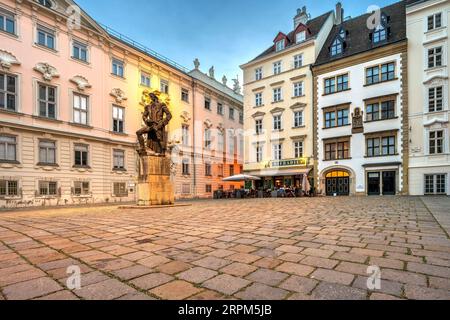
[0,197,449,300]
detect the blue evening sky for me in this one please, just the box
[76,0,398,84]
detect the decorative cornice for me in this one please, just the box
[290,102,307,110]
[204,119,213,129]
[252,111,266,118]
[0,50,21,70]
[33,62,59,81]
[423,75,449,85]
[270,107,285,114]
[110,88,127,103]
[70,76,91,91]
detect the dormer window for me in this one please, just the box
[339,28,346,40]
[373,25,387,43]
[330,38,343,56]
[296,31,306,43]
[37,0,54,8]
[276,40,285,52]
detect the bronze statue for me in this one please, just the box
[136,92,172,155]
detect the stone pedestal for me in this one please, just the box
[137,154,174,206]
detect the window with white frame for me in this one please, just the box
[36,25,55,50]
[255,119,263,135]
[428,13,442,31]
[229,107,235,120]
[238,134,244,157]
[330,38,343,56]
[429,86,443,112]
[39,181,57,196]
[140,72,151,87]
[182,124,189,146]
[273,144,282,160]
[273,87,282,102]
[294,141,303,158]
[204,128,211,149]
[428,47,443,68]
[228,133,235,156]
[293,110,303,128]
[425,174,447,195]
[218,131,224,152]
[73,93,88,125]
[112,105,124,133]
[204,97,211,110]
[275,40,285,52]
[296,31,306,43]
[113,149,125,170]
[182,159,190,175]
[160,79,169,94]
[217,102,224,115]
[38,140,56,165]
[74,144,89,167]
[113,182,128,197]
[429,130,444,154]
[256,145,263,163]
[273,114,282,131]
[73,181,90,196]
[372,25,387,43]
[181,88,189,102]
[0,72,17,112]
[205,162,212,176]
[37,0,54,8]
[239,112,243,124]
[273,61,282,75]
[293,82,304,97]
[112,58,124,77]
[0,9,16,35]
[0,180,18,197]
[72,41,88,62]
[255,68,263,81]
[294,54,303,69]
[0,135,17,162]
[38,84,56,119]
[255,92,263,107]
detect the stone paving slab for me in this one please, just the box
[0,197,449,300]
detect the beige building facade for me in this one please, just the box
[407,0,450,195]
[0,0,242,209]
[241,7,334,190]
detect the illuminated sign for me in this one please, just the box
[271,158,309,168]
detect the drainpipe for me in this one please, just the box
[191,79,197,198]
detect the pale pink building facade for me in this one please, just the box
[0,0,242,208]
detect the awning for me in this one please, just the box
[248,168,312,178]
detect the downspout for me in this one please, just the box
[191,78,197,198]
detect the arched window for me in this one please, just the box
[326,171,350,178]
[373,25,387,43]
[330,38,343,56]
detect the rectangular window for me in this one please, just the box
[366,62,395,85]
[0,180,18,197]
[38,84,56,119]
[39,181,57,196]
[182,159,190,175]
[140,72,151,87]
[205,162,212,176]
[428,47,443,68]
[325,111,336,128]
[256,145,263,163]
[206,184,212,193]
[218,132,224,153]
[255,93,263,107]
[204,97,211,110]
[74,181,90,196]
[160,79,169,94]
[273,115,282,131]
[324,107,349,128]
[229,165,235,177]
[294,111,303,128]
[217,102,224,115]
[429,130,444,154]
[324,77,336,95]
[275,40,285,52]
[294,54,303,69]
[429,87,443,112]
[39,140,56,165]
[425,174,447,195]
[229,107,235,120]
[366,98,396,122]
[273,144,282,160]
[428,13,442,31]
[112,105,124,133]
[255,119,263,134]
[113,149,125,170]
[239,112,244,124]
[37,25,55,50]
[0,72,17,111]
[324,139,350,160]
[112,59,124,77]
[0,135,16,162]
[204,129,211,149]
[74,144,88,167]
[273,61,282,75]
[381,101,395,120]
[181,88,189,102]
[182,125,189,146]
[296,31,306,43]
[73,93,88,125]
[381,136,396,156]
[113,182,128,197]
[273,88,282,102]
[255,68,263,81]
[367,138,381,157]
[218,164,224,177]
[293,82,303,97]
[324,73,349,94]
[366,103,380,122]
[72,41,88,62]
[182,183,191,194]
[228,134,235,156]
[294,141,303,158]
[0,10,16,35]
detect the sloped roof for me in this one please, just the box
[250,11,334,63]
[314,1,407,67]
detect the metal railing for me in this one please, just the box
[99,23,190,74]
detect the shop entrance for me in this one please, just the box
[325,171,350,196]
[367,171,396,196]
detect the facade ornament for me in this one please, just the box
[70,76,91,91]
[193,58,200,70]
[232,77,241,94]
[0,50,21,70]
[110,88,127,104]
[217,123,225,133]
[180,111,191,124]
[204,119,213,129]
[209,66,215,79]
[352,107,364,134]
[34,62,60,81]
[222,75,228,86]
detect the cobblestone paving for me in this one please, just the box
[0,197,449,300]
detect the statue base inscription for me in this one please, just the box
[137,154,174,206]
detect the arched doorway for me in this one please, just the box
[325,170,350,196]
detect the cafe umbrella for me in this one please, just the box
[222,174,261,182]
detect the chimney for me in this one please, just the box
[294,6,309,29]
[335,2,344,25]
